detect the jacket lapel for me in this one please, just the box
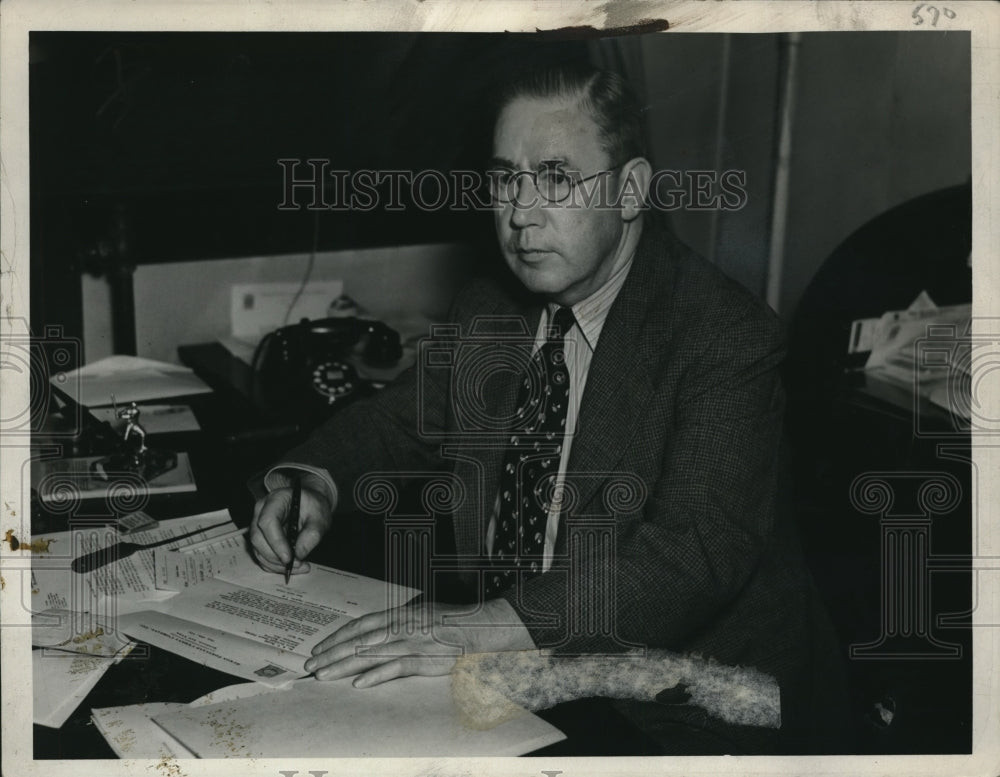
[560,223,675,537]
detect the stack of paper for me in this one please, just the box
[91,681,275,758]
[853,291,972,419]
[54,355,212,407]
[91,404,201,435]
[91,703,194,758]
[32,611,136,729]
[32,451,198,504]
[33,651,122,728]
[29,516,240,728]
[29,510,239,615]
[32,608,134,654]
[37,510,531,756]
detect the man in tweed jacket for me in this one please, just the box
[250,64,846,752]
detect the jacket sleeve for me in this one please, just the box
[272,286,487,513]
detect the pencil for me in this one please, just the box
[285,475,302,584]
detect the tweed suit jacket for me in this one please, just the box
[281,219,825,705]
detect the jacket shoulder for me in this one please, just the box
[449,273,531,325]
[654,230,783,345]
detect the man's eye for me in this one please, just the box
[490,169,513,185]
[542,169,570,186]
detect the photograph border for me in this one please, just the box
[2,1,998,776]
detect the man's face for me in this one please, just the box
[492,94,629,306]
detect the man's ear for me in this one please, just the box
[617,157,652,222]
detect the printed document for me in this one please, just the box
[154,533,247,591]
[29,510,238,616]
[119,561,418,686]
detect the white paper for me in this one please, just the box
[188,680,279,707]
[55,355,212,407]
[864,301,970,373]
[115,610,304,687]
[217,563,420,632]
[155,539,248,591]
[91,404,201,434]
[860,298,973,423]
[153,675,565,758]
[91,702,195,759]
[230,280,344,340]
[118,560,418,686]
[32,608,133,656]
[29,511,237,616]
[155,577,349,655]
[32,643,135,728]
[91,681,299,758]
[907,290,939,313]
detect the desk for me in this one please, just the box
[29,385,665,759]
[33,648,660,759]
[178,340,387,440]
[787,367,973,754]
[847,371,961,432]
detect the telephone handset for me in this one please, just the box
[251,316,402,413]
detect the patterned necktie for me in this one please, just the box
[485,306,576,598]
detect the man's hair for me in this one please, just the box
[495,63,647,166]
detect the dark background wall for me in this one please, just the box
[28,31,971,363]
[633,31,970,316]
[778,31,971,318]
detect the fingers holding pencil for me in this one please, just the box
[249,484,333,575]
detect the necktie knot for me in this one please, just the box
[549,306,576,342]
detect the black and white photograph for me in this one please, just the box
[1,2,997,775]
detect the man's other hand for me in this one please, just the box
[304,599,536,687]
[249,483,332,574]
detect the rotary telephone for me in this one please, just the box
[251,316,402,415]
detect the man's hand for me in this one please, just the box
[305,599,536,687]
[249,482,332,574]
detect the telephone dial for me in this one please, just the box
[251,317,402,415]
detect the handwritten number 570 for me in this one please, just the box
[912,4,957,26]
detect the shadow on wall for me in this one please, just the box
[81,242,479,365]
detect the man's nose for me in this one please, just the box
[509,174,545,228]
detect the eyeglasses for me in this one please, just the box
[487,161,623,204]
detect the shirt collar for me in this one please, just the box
[545,249,635,353]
